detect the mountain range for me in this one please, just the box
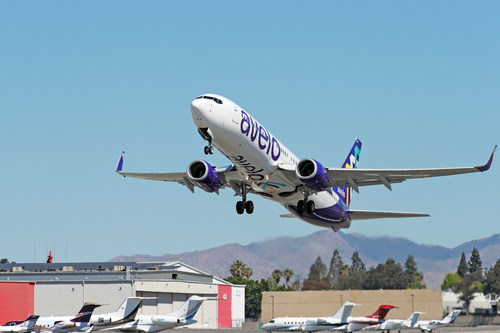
[110,231,500,289]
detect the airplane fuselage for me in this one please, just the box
[261,316,345,332]
[191,95,351,229]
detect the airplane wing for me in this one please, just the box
[348,210,429,220]
[115,152,245,194]
[280,146,496,192]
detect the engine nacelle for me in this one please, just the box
[187,160,221,193]
[296,158,331,191]
[151,315,180,326]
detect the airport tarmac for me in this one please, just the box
[169,327,500,333]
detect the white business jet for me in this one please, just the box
[416,310,460,332]
[35,303,100,333]
[35,297,143,331]
[116,94,496,231]
[362,311,422,332]
[261,301,356,332]
[105,295,207,332]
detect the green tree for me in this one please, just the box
[468,247,482,275]
[405,255,426,289]
[441,272,462,291]
[328,250,346,288]
[0,258,9,264]
[454,274,479,314]
[483,260,500,299]
[351,251,366,272]
[457,252,468,278]
[308,256,327,282]
[272,269,283,285]
[283,268,294,287]
[363,258,407,290]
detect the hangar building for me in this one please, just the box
[0,261,245,329]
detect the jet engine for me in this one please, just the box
[296,158,331,191]
[151,316,180,326]
[187,160,221,193]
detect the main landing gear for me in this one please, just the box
[297,191,315,214]
[236,184,254,214]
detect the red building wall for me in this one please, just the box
[0,282,35,325]
[217,285,232,328]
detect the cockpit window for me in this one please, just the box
[196,95,223,104]
[269,320,275,324]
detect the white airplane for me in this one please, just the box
[338,305,396,332]
[35,303,100,333]
[362,311,422,332]
[416,310,460,332]
[260,301,356,332]
[116,94,496,231]
[105,295,207,332]
[0,316,39,333]
[35,297,144,331]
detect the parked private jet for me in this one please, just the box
[36,303,100,333]
[0,316,39,333]
[362,311,422,332]
[35,297,143,331]
[416,310,460,332]
[338,305,396,332]
[261,301,356,332]
[104,295,207,332]
[116,94,496,231]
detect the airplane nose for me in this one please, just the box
[191,98,204,116]
[191,98,209,128]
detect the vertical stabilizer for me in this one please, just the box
[333,139,362,207]
[366,305,395,320]
[406,312,422,328]
[23,315,40,332]
[331,302,356,323]
[110,297,143,322]
[168,296,206,321]
[442,310,460,324]
[71,303,101,323]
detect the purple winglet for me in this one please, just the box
[476,145,496,172]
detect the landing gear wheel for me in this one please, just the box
[236,201,245,214]
[297,200,305,214]
[204,145,214,155]
[245,201,254,214]
[306,200,315,214]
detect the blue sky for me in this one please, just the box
[1,1,498,263]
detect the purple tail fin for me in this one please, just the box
[333,139,362,208]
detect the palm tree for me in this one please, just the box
[230,260,247,278]
[272,269,283,285]
[283,268,294,287]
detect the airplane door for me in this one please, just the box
[232,107,240,124]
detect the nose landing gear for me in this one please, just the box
[204,144,214,155]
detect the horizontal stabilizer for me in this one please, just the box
[348,210,430,220]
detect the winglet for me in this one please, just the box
[476,145,496,172]
[116,151,125,173]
